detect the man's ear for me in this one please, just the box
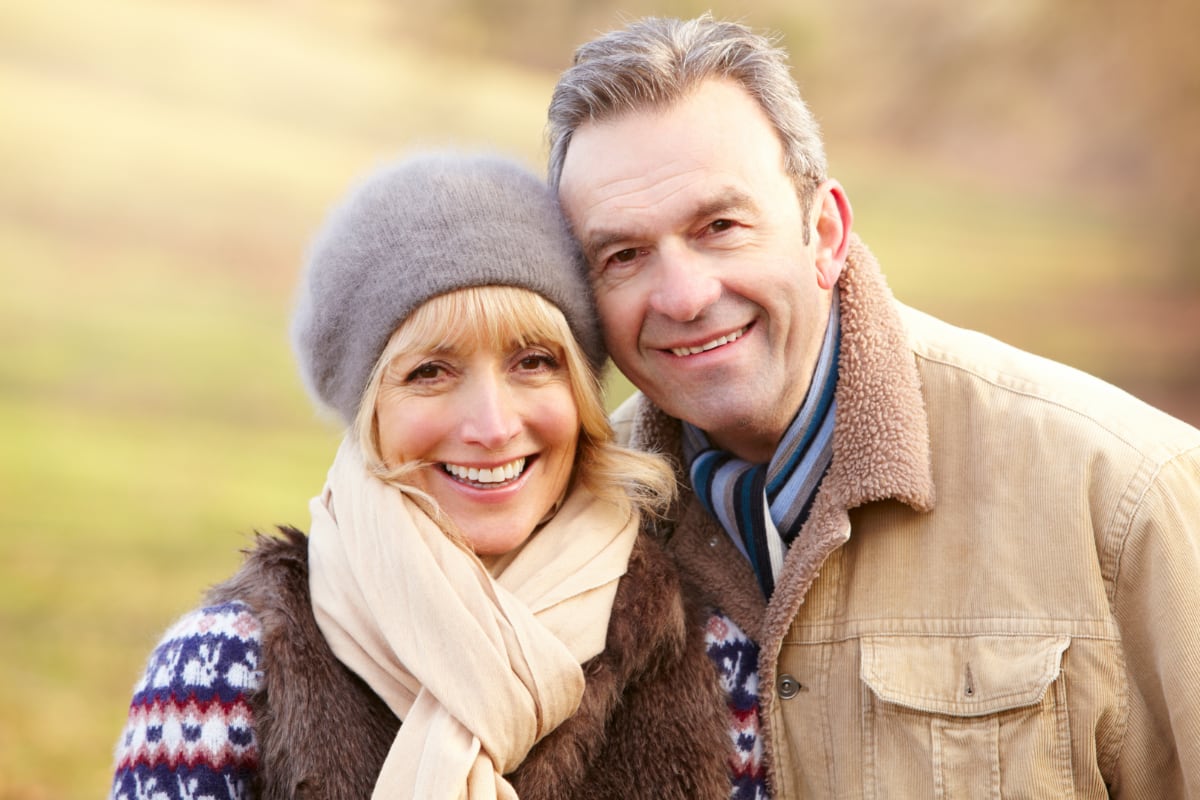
[812,179,853,291]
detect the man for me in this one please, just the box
[548,15,1200,799]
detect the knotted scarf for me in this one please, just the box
[684,291,840,598]
[308,438,638,799]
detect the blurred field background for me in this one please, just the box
[2,0,1197,797]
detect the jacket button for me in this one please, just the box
[778,675,802,699]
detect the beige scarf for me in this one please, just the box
[308,438,638,800]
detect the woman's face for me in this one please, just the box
[375,335,580,556]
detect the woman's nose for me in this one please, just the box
[458,374,522,449]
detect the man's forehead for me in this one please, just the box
[559,82,780,202]
[559,139,722,225]
[559,102,700,196]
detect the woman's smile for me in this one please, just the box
[441,455,530,486]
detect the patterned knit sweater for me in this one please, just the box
[110,604,765,799]
[706,613,768,800]
[110,602,261,800]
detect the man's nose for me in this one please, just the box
[646,244,721,322]
[459,373,522,450]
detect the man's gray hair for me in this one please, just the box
[547,14,827,213]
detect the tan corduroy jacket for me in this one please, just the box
[613,235,1200,798]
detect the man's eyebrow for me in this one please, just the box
[578,189,760,265]
[579,230,630,266]
[694,189,758,221]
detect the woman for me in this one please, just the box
[108,153,731,800]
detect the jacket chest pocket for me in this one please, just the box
[860,634,1073,800]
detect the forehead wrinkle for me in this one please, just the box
[580,184,760,263]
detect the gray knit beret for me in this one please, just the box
[291,151,603,424]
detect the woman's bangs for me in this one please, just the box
[423,287,570,356]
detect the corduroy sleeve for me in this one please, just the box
[1108,446,1200,798]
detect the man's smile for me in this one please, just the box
[667,324,751,357]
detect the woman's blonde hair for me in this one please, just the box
[352,286,676,532]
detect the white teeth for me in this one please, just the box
[443,457,527,485]
[671,326,748,357]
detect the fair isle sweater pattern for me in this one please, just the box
[110,602,262,800]
[111,602,761,800]
[706,612,769,800]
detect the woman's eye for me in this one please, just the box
[516,352,558,371]
[709,219,733,233]
[406,362,444,382]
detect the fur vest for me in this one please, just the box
[207,526,731,800]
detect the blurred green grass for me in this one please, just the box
[2,1,1196,798]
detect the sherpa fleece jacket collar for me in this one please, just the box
[616,233,935,648]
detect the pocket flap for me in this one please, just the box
[860,634,1069,717]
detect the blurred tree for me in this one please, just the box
[829,0,1198,282]
[1048,0,1200,284]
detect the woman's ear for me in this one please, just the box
[812,179,853,291]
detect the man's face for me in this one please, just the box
[558,79,848,463]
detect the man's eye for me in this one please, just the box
[710,219,733,232]
[611,248,639,264]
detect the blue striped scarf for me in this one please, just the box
[684,295,840,598]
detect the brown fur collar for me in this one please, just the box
[208,526,730,800]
